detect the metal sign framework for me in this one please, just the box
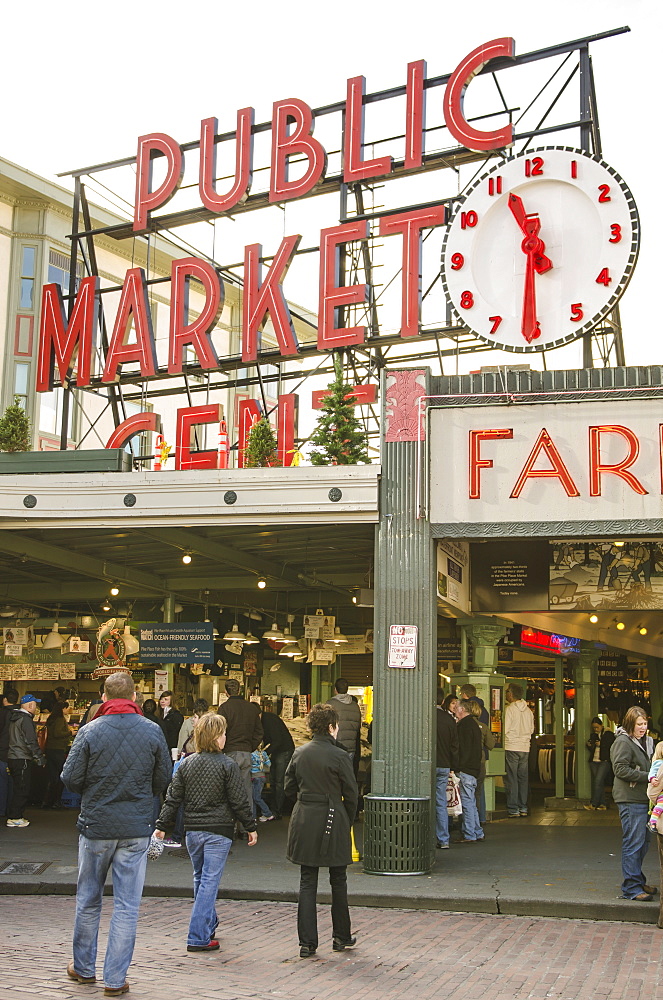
[56,26,629,454]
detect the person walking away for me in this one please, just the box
[7,693,45,828]
[285,703,358,957]
[62,671,171,995]
[251,746,274,821]
[260,707,295,818]
[584,716,615,811]
[328,678,362,760]
[158,691,184,755]
[435,688,459,849]
[154,713,257,951]
[453,700,484,843]
[610,705,656,901]
[218,679,263,834]
[504,683,535,818]
[468,698,496,825]
[42,701,72,809]
[0,688,19,818]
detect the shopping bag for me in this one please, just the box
[446,773,462,817]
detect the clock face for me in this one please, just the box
[441,147,640,352]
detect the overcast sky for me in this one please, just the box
[2,0,659,372]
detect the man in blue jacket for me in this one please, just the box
[62,671,171,997]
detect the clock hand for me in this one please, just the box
[509,193,553,273]
[522,248,540,344]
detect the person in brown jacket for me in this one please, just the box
[217,678,262,833]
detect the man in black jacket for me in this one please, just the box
[454,699,484,843]
[218,678,262,831]
[0,688,19,818]
[435,689,459,849]
[62,671,171,996]
[261,707,295,819]
[7,693,45,828]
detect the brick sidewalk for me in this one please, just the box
[3,896,663,1000]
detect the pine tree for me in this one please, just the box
[0,396,31,452]
[309,356,370,466]
[243,416,281,467]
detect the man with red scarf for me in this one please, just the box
[62,672,171,997]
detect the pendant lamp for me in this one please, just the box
[122,624,140,656]
[42,622,65,649]
[263,622,285,641]
[223,623,246,642]
[331,626,348,643]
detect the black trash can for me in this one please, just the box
[362,795,432,875]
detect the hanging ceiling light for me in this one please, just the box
[589,614,599,624]
[109,583,120,597]
[122,624,140,656]
[42,622,65,649]
[101,600,112,613]
[223,623,247,642]
[280,642,299,656]
[281,623,297,644]
[182,551,192,564]
[263,621,285,641]
[243,630,259,644]
[257,577,267,589]
[331,626,348,643]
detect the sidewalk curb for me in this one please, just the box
[1,881,658,924]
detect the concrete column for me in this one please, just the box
[460,620,508,673]
[575,646,599,801]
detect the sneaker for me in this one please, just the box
[6,818,29,828]
[299,945,317,958]
[583,805,596,811]
[187,941,220,952]
[520,811,528,817]
[436,842,450,849]
[163,837,182,847]
[332,936,357,952]
[258,815,274,822]
[596,805,607,810]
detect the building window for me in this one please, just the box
[19,246,36,309]
[48,249,84,290]
[13,362,30,410]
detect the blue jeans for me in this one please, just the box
[72,835,149,989]
[590,760,611,808]
[186,830,232,946]
[251,774,273,819]
[505,750,529,815]
[434,767,450,845]
[617,802,651,898]
[458,772,483,841]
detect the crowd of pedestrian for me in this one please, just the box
[5,671,663,995]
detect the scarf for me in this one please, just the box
[96,699,143,716]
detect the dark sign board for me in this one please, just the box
[138,623,214,663]
[471,540,549,613]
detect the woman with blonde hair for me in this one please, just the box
[155,713,257,951]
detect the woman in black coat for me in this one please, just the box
[158,691,184,753]
[285,703,358,958]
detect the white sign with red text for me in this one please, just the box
[430,399,663,526]
[388,625,418,668]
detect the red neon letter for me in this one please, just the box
[318,221,369,349]
[169,257,223,374]
[589,425,648,496]
[237,398,262,468]
[199,110,254,214]
[343,77,393,183]
[102,268,157,383]
[379,205,447,337]
[105,412,161,450]
[242,236,301,362]
[270,99,327,203]
[510,428,580,498]
[176,404,222,470]
[134,133,184,232]
[36,277,98,391]
[469,428,513,498]
[444,38,515,152]
[405,60,426,170]
[277,393,298,467]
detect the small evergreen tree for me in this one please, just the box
[309,356,370,465]
[0,396,31,452]
[243,416,280,467]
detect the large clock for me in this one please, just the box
[441,147,640,352]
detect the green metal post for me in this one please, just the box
[162,594,176,690]
[575,646,599,802]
